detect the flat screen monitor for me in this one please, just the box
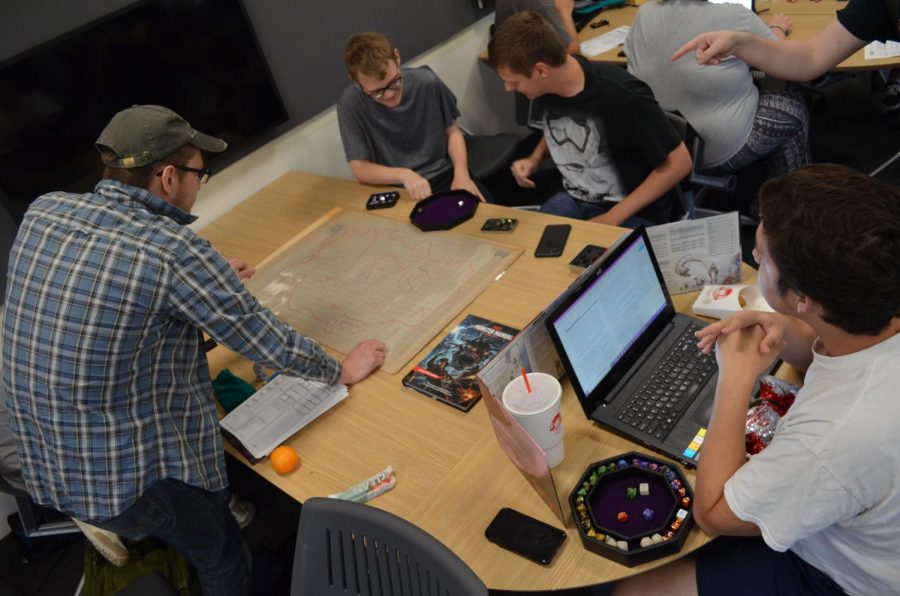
[0,0,289,223]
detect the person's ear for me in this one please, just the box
[393,48,401,66]
[534,62,550,78]
[157,164,179,197]
[796,294,811,315]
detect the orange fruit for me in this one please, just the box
[269,445,300,474]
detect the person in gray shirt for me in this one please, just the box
[495,0,580,55]
[337,32,486,201]
[626,0,809,180]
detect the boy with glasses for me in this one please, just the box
[2,105,386,595]
[337,32,487,201]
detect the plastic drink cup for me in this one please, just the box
[502,372,564,467]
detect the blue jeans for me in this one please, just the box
[90,478,251,596]
[539,191,654,229]
[696,536,845,595]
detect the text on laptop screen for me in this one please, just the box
[551,235,667,396]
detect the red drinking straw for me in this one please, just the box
[521,368,532,393]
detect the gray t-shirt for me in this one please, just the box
[625,0,775,167]
[495,0,572,45]
[336,66,460,181]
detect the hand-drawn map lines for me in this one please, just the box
[246,211,521,373]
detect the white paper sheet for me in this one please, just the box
[582,26,629,57]
[220,375,348,459]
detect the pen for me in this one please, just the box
[757,8,770,13]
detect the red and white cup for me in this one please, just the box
[502,372,564,468]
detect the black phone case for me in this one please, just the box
[366,191,400,210]
[484,507,566,565]
[535,224,571,257]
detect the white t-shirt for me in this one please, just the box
[725,333,900,595]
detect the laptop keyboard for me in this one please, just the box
[614,323,716,441]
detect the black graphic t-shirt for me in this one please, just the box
[837,0,899,42]
[537,56,681,224]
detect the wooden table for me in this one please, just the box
[760,0,900,71]
[199,171,755,591]
[480,1,900,72]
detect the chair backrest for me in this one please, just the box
[291,497,487,596]
[664,110,737,220]
[0,474,80,538]
[513,93,543,131]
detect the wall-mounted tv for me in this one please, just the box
[0,0,289,223]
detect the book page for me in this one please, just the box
[219,375,348,459]
[582,26,629,57]
[646,212,743,295]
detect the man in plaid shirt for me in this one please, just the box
[2,105,385,594]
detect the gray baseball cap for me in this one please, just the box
[95,105,227,168]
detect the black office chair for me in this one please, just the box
[0,472,80,540]
[291,497,487,596]
[462,130,520,183]
[665,111,741,221]
[416,65,519,188]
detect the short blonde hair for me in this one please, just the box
[344,32,396,81]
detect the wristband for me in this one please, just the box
[769,25,787,35]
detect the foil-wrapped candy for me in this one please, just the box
[745,375,799,455]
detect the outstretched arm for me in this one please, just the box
[555,0,582,55]
[693,324,773,535]
[671,20,867,81]
[590,142,691,226]
[348,160,432,201]
[446,123,486,201]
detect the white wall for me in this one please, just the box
[189,13,525,230]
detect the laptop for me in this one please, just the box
[545,227,757,467]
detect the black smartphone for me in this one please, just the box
[484,507,567,565]
[366,191,400,210]
[534,224,571,257]
[481,217,518,232]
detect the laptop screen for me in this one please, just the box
[550,233,667,398]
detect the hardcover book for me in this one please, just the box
[402,315,519,411]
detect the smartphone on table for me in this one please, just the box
[535,224,571,257]
[484,507,567,565]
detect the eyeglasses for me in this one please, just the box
[366,74,403,100]
[156,164,211,184]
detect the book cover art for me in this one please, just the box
[402,314,519,411]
